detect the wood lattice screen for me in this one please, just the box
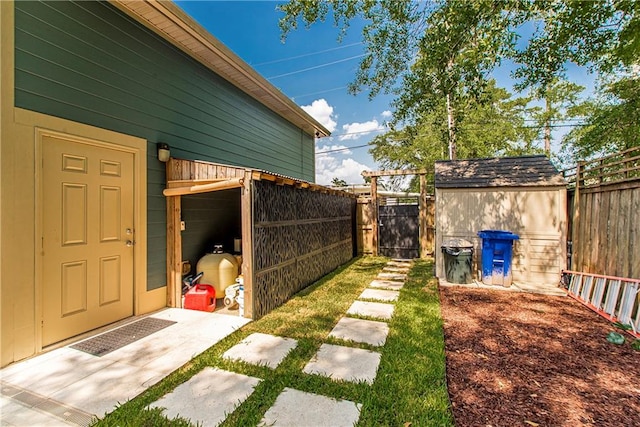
[252,180,355,318]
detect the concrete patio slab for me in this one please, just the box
[223,333,297,368]
[347,301,395,320]
[303,344,381,384]
[150,368,260,427]
[259,388,361,427]
[369,279,404,291]
[0,309,250,422]
[377,272,407,281]
[329,317,389,347]
[359,288,399,302]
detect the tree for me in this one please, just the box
[330,177,348,187]
[369,80,539,170]
[527,79,585,155]
[562,72,640,160]
[279,0,524,159]
[279,1,640,161]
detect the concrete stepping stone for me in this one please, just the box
[369,279,404,291]
[223,333,297,369]
[383,266,410,273]
[347,301,395,320]
[259,388,361,427]
[377,272,407,281]
[149,368,260,427]
[303,344,381,384]
[329,317,389,346]
[359,288,399,302]
[387,260,412,268]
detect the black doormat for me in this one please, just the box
[70,317,176,357]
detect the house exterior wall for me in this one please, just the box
[1,0,318,366]
[435,186,567,284]
[14,0,316,291]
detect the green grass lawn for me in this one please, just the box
[96,257,453,427]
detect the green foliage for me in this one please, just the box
[279,1,640,163]
[331,177,348,186]
[562,74,640,160]
[369,80,540,170]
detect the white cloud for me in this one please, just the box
[381,110,392,118]
[339,119,384,141]
[315,154,371,186]
[301,98,337,133]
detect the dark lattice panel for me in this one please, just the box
[252,180,355,318]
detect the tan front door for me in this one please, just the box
[42,135,135,346]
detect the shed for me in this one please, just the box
[434,155,567,284]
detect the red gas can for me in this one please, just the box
[184,284,216,312]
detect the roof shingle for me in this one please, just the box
[435,155,566,188]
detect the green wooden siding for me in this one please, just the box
[14,0,315,290]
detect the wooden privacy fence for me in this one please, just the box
[564,146,640,279]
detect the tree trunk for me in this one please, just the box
[544,96,551,155]
[446,92,456,160]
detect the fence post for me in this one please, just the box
[571,162,581,271]
[371,176,379,257]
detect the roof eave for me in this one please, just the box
[110,0,330,138]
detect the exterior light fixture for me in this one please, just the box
[157,142,170,162]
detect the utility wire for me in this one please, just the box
[291,85,349,99]
[253,42,363,66]
[267,54,366,79]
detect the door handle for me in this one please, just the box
[125,240,135,247]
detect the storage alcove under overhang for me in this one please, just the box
[163,158,357,320]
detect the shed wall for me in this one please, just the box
[252,181,355,318]
[14,0,315,291]
[435,187,567,284]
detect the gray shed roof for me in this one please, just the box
[435,155,566,188]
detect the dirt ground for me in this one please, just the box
[439,286,639,427]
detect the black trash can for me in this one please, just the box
[441,238,474,284]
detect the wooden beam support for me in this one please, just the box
[241,171,254,319]
[371,176,379,257]
[162,177,243,196]
[166,195,182,308]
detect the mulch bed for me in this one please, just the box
[439,286,639,427]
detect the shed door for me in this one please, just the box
[379,204,419,259]
[42,135,134,346]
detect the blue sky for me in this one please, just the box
[175,1,595,185]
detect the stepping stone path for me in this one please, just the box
[329,317,389,346]
[369,279,405,291]
[149,368,260,427]
[359,288,400,302]
[259,388,361,427]
[303,343,381,384]
[148,259,412,426]
[223,333,297,368]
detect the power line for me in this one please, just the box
[316,143,370,155]
[267,54,366,79]
[291,85,349,99]
[253,42,363,66]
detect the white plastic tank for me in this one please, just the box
[196,251,238,299]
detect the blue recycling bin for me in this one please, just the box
[477,230,519,287]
